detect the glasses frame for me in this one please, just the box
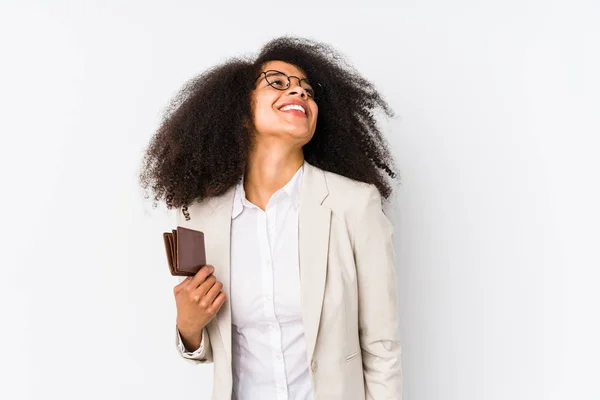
[255,69,322,101]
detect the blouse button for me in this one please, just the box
[311,360,318,372]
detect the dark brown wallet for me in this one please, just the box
[163,226,206,276]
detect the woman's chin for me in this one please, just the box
[285,129,314,143]
[255,125,315,143]
[279,124,313,137]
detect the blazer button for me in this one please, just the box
[311,360,318,372]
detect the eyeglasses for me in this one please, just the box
[256,70,321,101]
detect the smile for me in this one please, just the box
[278,103,306,115]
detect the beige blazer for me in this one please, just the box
[175,161,402,400]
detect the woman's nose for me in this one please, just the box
[286,82,308,98]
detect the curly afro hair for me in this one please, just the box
[140,36,399,213]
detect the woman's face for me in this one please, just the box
[250,60,319,146]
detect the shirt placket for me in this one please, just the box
[257,198,288,400]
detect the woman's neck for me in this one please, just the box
[243,144,304,211]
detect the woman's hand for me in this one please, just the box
[174,265,226,350]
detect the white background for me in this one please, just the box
[1,1,598,399]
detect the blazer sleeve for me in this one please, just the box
[354,185,403,399]
[175,324,213,364]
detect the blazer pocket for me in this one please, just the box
[344,350,361,363]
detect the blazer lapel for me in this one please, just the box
[205,188,236,364]
[299,162,331,360]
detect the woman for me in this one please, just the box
[140,36,402,400]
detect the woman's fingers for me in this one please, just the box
[190,276,221,313]
[210,292,226,314]
[173,266,216,302]
[188,265,215,289]
[203,279,224,304]
[195,275,217,300]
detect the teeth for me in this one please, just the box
[280,104,306,114]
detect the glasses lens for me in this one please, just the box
[300,79,316,99]
[265,71,289,89]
